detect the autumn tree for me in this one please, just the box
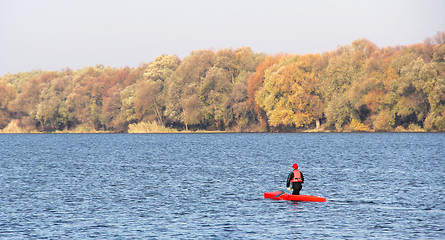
[256,54,323,130]
[1,33,444,133]
[35,74,73,131]
[125,55,181,125]
[0,81,17,129]
[322,39,379,130]
[247,55,282,130]
[164,50,215,129]
[65,66,108,130]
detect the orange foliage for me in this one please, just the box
[363,89,386,114]
[1,33,444,132]
[247,55,283,127]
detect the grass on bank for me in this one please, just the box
[128,121,178,133]
[0,120,38,133]
[0,119,431,134]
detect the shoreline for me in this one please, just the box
[1,129,442,134]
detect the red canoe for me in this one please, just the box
[264,191,326,202]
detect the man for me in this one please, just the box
[286,163,304,195]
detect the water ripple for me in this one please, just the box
[0,133,444,239]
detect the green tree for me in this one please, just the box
[199,66,233,129]
[321,39,378,130]
[35,75,73,131]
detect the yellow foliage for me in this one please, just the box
[373,110,395,131]
[348,119,370,132]
[407,123,424,132]
[257,55,319,128]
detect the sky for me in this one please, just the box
[1,0,445,76]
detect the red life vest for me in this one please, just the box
[291,170,302,183]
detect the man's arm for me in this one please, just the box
[286,172,293,188]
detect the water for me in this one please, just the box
[0,133,444,239]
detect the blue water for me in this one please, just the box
[0,133,444,239]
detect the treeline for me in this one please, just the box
[1,33,444,133]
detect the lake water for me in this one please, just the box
[0,133,444,239]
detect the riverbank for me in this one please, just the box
[2,118,441,134]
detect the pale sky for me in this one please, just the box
[1,0,444,76]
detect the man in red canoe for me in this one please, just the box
[286,163,304,195]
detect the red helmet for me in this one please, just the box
[292,163,298,169]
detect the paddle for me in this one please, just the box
[274,189,290,198]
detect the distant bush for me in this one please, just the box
[347,119,371,132]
